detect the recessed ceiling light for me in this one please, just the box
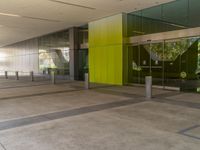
[49,0,95,10]
[0,12,20,17]
[22,16,60,22]
[0,12,60,22]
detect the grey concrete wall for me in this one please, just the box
[0,38,39,74]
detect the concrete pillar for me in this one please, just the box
[69,27,79,80]
[85,73,90,89]
[15,71,19,80]
[30,71,34,81]
[145,76,152,99]
[5,71,8,79]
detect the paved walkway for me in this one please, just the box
[0,79,199,150]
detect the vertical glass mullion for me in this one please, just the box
[138,44,140,84]
[162,40,165,88]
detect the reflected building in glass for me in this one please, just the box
[38,30,70,75]
[0,26,88,80]
[126,0,200,93]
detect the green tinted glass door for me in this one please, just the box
[78,49,88,80]
[139,44,151,84]
[128,45,140,84]
[150,42,164,86]
[164,40,182,88]
[179,39,199,92]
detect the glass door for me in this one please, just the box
[164,39,186,88]
[128,41,164,86]
[139,43,151,84]
[178,37,199,92]
[128,45,140,84]
[163,37,200,91]
[128,36,200,93]
[78,49,88,81]
[149,42,164,86]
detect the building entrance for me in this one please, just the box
[128,37,200,92]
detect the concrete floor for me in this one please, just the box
[0,78,199,150]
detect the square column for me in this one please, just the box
[69,27,79,80]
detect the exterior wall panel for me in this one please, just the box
[89,14,124,85]
[0,38,39,74]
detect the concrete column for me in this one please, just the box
[5,71,8,79]
[69,27,79,80]
[30,71,34,81]
[145,76,152,99]
[85,73,90,89]
[15,71,19,80]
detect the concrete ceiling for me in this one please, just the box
[0,0,174,47]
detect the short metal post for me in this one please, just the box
[30,71,34,81]
[51,71,56,84]
[5,71,8,79]
[85,73,89,89]
[15,71,19,80]
[145,76,152,99]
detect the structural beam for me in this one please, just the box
[128,27,200,44]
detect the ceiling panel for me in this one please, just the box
[0,0,174,47]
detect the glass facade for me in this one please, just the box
[1,0,200,91]
[38,30,70,75]
[78,26,89,80]
[126,0,200,93]
[127,0,200,37]
[0,26,89,81]
[128,36,200,92]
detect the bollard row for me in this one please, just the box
[3,71,91,88]
[4,71,35,82]
[5,70,56,84]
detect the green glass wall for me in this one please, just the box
[128,0,200,37]
[128,37,200,92]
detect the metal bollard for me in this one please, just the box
[30,71,34,81]
[15,71,19,80]
[84,73,90,89]
[5,71,8,79]
[145,76,152,99]
[51,71,56,84]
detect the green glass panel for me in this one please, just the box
[128,0,200,36]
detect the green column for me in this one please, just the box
[89,14,127,85]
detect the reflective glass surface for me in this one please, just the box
[128,0,200,37]
[128,36,200,93]
[38,30,70,75]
